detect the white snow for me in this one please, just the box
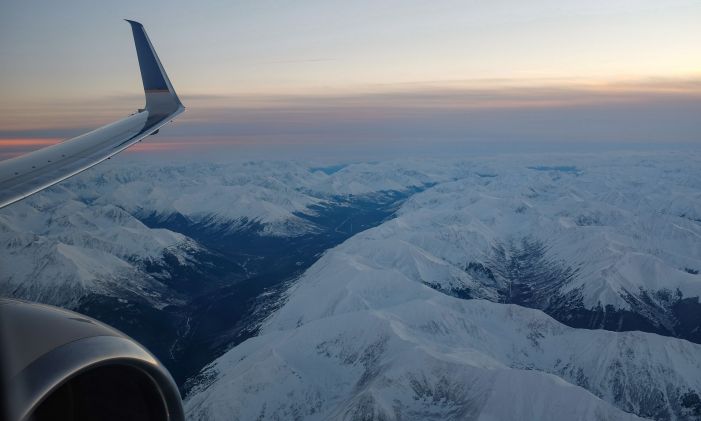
[2,152,700,420]
[184,152,701,420]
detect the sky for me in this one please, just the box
[1,0,700,160]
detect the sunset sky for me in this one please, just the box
[1,0,700,160]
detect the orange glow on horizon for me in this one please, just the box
[0,138,61,147]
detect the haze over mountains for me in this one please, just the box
[1,151,700,420]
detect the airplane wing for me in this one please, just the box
[0,20,184,209]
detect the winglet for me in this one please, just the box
[126,20,183,115]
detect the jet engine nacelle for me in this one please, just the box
[0,298,184,421]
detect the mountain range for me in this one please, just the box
[1,152,700,420]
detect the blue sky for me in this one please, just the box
[1,0,700,159]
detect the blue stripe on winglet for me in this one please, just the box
[126,20,169,91]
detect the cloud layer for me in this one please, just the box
[1,78,700,160]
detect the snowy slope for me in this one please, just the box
[185,153,701,421]
[387,156,701,310]
[61,161,327,236]
[186,307,648,421]
[297,154,701,339]
[0,159,446,308]
[185,243,701,420]
[53,159,461,236]
[0,187,199,307]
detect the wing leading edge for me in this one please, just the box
[0,20,184,209]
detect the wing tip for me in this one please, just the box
[125,19,183,113]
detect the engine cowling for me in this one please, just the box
[0,298,184,421]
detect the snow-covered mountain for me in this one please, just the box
[361,155,701,343]
[0,187,201,308]
[185,152,701,420]
[59,161,327,237]
[2,153,700,419]
[57,160,460,236]
[186,291,700,420]
[0,159,445,307]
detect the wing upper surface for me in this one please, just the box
[0,20,184,209]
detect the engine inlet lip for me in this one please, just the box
[7,333,184,421]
